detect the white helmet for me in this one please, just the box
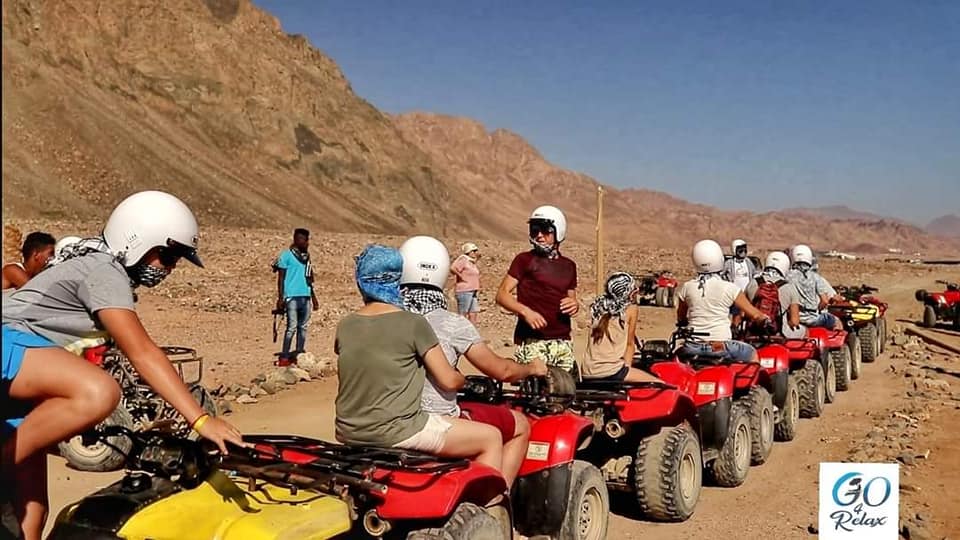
[732,239,747,254]
[529,205,567,243]
[791,244,814,266]
[400,235,450,289]
[55,236,82,257]
[764,251,790,277]
[692,239,725,274]
[102,191,203,268]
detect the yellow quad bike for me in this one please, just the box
[832,284,889,364]
[48,427,511,540]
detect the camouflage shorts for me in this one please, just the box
[514,339,576,372]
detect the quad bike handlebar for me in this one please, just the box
[459,369,577,415]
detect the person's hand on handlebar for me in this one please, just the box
[193,415,247,454]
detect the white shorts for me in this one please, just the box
[392,414,452,454]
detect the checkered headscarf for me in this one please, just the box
[590,272,637,321]
[400,285,448,315]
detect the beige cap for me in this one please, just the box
[461,242,479,254]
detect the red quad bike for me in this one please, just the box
[624,326,759,491]
[730,323,801,442]
[459,372,610,540]
[568,372,703,522]
[635,270,679,308]
[58,343,219,472]
[915,280,960,330]
[806,325,859,398]
[47,426,514,540]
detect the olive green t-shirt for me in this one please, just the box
[334,310,439,446]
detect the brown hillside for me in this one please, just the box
[2,0,955,255]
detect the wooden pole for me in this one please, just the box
[596,185,604,295]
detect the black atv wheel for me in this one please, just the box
[797,360,825,418]
[655,287,667,307]
[634,423,702,522]
[922,305,937,328]
[558,461,609,540]
[742,387,774,465]
[846,332,862,381]
[407,503,507,540]
[823,352,838,403]
[709,401,751,488]
[774,376,800,442]
[58,406,135,472]
[832,344,851,393]
[858,323,878,364]
[879,317,888,353]
[954,308,959,331]
[666,287,676,308]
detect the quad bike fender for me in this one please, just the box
[512,462,572,537]
[649,360,697,396]
[615,387,698,428]
[755,344,790,377]
[50,471,353,540]
[697,396,732,453]
[517,412,594,477]
[783,339,819,362]
[728,362,761,391]
[373,463,508,520]
[807,327,846,350]
[689,365,735,408]
[251,444,507,521]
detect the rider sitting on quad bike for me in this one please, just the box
[1,191,244,540]
[583,272,663,383]
[398,236,548,487]
[745,252,803,338]
[677,240,772,362]
[787,244,844,331]
[335,244,505,489]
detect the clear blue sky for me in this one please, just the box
[255,1,959,224]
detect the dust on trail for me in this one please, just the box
[43,274,959,539]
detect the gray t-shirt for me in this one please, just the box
[420,309,484,417]
[746,276,802,335]
[2,252,135,349]
[786,268,836,321]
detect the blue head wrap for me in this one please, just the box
[355,244,403,306]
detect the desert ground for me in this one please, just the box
[8,223,954,539]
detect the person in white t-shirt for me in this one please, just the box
[723,239,757,292]
[677,239,771,362]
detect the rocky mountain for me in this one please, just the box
[780,205,900,223]
[1,0,476,238]
[2,0,955,254]
[393,112,953,252]
[926,214,960,239]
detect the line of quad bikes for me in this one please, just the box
[36,281,960,540]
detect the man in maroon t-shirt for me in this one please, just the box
[496,206,580,374]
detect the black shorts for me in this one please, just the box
[585,364,629,382]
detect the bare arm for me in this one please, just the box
[623,306,639,362]
[496,274,525,315]
[788,303,801,329]
[676,300,688,325]
[2,265,29,289]
[422,345,465,392]
[464,343,545,382]
[99,309,244,451]
[560,289,579,315]
[276,268,286,308]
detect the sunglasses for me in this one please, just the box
[528,221,556,238]
[158,239,203,268]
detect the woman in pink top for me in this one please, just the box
[451,242,482,322]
